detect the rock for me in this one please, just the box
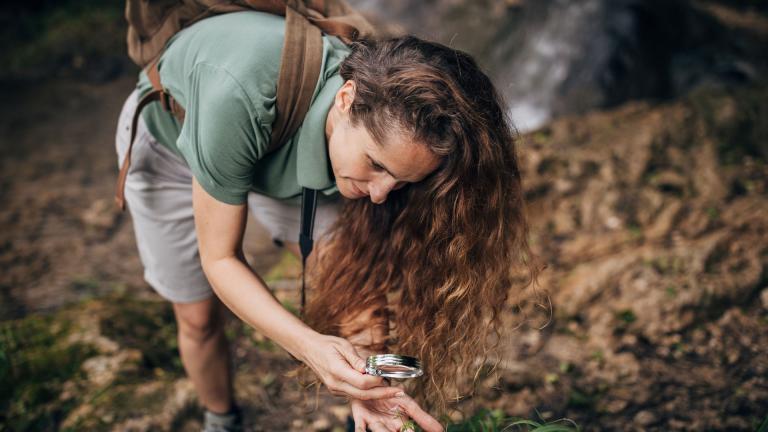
[81,349,142,387]
[633,410,657,426]
[312,416,332,431]
[329,405,351,423]
[603,398,628,414]
[645,200,683,240]
[80,198,121,239]
[761,288,768,310]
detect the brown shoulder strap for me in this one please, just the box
[115,89,163,211]
[146,59,187,122]
[115,59,187,210]
[269,0,324,152]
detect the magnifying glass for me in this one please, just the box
[365,354,423,379]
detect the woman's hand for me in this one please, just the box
[350,393,444,432]
[300,334,402,400]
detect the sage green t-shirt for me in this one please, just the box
[136,11,349,204]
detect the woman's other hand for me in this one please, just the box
[350,393,444,432]
[300,334,402,400]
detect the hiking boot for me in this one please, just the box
[203,406,243,432]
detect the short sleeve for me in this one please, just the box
[176,62,269,205]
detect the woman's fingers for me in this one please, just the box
[337,365,386,390]
[368,421,390,432]
[336,339,367,372]
[397,394,444,432]
[352,414,367,432]
[332,339,395,391]
[331,380,402,400]
[351,415,392,432]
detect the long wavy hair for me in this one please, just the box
[305,36,541,411]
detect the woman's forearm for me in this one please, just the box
[202,254,316,361]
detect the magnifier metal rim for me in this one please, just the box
[365,354,423,379]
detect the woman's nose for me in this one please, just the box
[369,177,397,204]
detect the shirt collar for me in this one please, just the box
[296,74,343,195]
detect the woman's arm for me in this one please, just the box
[191,178,401,400]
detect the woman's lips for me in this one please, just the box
[350,181,367,198]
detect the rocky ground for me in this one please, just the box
[493,82,768,431]
[2,75,766,432]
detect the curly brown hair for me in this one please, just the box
[305,36,541,411]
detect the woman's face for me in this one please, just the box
[326,81,441,204]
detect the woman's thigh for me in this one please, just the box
[247,193,340,247]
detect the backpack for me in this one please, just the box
[115,0,376,313]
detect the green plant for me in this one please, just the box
[757,414,767,432]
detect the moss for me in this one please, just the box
[665,285,679,298]
[263,250,301,283]
[627,224,644,240]
[567,389,597,410]
[0,295,192,431]
[99,298,183,375]
[649,256,687,275]
[532,128,553,145]
[0,314,98,431]
[687,83,768,165]
[64,380,176,431]
[616,309,638,324]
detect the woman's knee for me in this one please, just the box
[173,298,224,342]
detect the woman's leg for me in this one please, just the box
[173,297,233,414]
[115,90,236,416]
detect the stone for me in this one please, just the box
[633,410,657,426]
[81,198,120,231]
[312,416,332,431]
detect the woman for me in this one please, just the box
[116,10,535,432]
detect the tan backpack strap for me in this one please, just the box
[305,0,375,43]
[115,89,164,211]
[269,0,324,152]
[116,58,190,211]
[146,59,187,122]
[146,58,163,92]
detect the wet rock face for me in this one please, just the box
[494,0,693,129]
[352,0,767,131]
[492,82,768,430]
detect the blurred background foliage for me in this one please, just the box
[0,0,130,82]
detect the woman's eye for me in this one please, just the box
[369,159,384,171]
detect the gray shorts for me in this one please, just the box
[115,90,339,304]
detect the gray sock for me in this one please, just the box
[203,407,243,432]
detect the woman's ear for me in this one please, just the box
[335,80,356,113]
